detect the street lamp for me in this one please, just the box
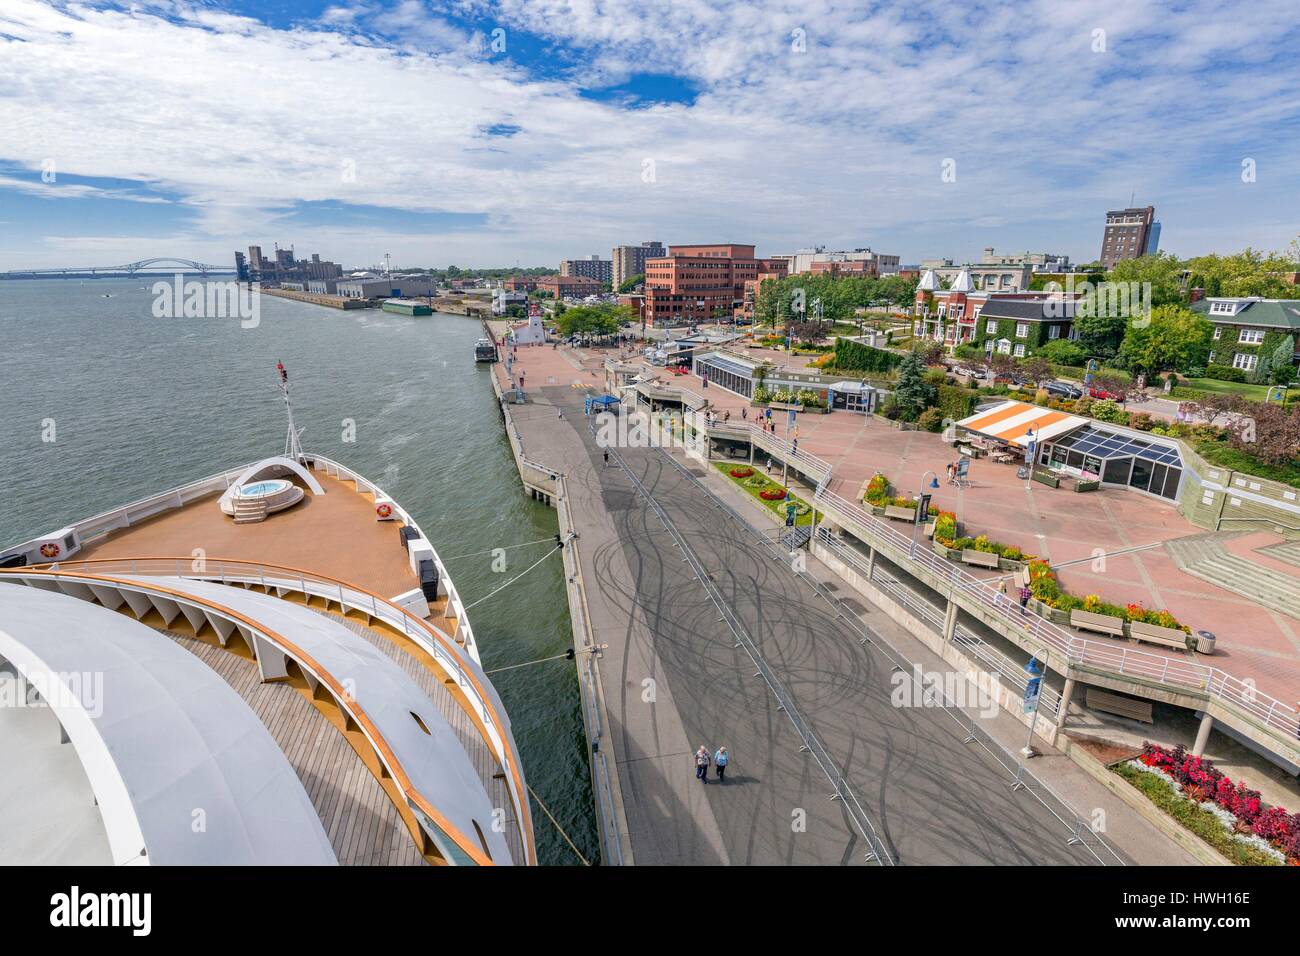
[909,470,941,559]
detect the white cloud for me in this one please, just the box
[0,0,1298,268]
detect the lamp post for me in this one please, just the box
[909,470,941,559]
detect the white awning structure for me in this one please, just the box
[0,584,336,866]
[955,399,1088,447]
[115,575,513,865]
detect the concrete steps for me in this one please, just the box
[1258,540,1300,570]
[1166,533,1300,620]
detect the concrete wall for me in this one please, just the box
[1178,442,1300,538]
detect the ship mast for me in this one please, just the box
[276,360,305,462]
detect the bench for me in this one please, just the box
[1085,688,1154,724]
[884,505,919,523]
[1128,619,1191,651]
[961,549,1000,569]
[1070,609,1125,637]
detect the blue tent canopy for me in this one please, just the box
[591,394,620,408]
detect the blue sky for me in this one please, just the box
[1,0,1298,270]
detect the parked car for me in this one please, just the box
[1087,384,1123,401]
[951,365,984,379]
[1043,380,1082,399]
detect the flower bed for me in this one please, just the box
[713,461,817,526]
[929,513,1034,567]
[861,472,930,512]
[1114,743,1299,865]
[1026,561,1190,632]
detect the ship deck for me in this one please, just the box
[74,471,423,600]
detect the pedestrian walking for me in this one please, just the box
[694,745,711,783]
[741,407,747,420]
[766,457,774,475]
[714,747,729,782]
[946,461,956,485]
[603,449,610,466]
[1018,585,1031,615]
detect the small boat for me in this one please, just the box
[475,338,498,362]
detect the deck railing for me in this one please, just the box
[21,556,533,862]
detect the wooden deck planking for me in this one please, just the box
[330,615,527,866]
[161,630,425,867]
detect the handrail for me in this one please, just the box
[2,567,498,866]
[19,556,535,865]
[814,487,1300,744]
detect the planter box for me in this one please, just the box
[1028,598,1071,626]
[932,540,962,560]
[1074,479,1101,493]
[1032,469,1060,489]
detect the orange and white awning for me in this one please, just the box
[956,400,1087,447]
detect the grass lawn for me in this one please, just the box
[1112,761,1283,866]
[713,461,819,526]
[1170,378,1291,403]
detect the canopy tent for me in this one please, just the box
[955,400,1087,448]
[591,394,620,409]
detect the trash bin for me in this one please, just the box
[1195,630,1216,655]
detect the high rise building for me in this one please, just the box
[643,243,762,328]
[559,255,612,284]
[1099,206,1156,269]
[611,240,665,290]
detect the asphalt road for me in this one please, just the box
[546,385,1127,866]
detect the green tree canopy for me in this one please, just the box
[554,303,632,338]
[617,273,644,293]
[892,349,936,421]
[1116,305,1213,377]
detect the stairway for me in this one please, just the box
[1165,532,1300,620]
[1258,540,1300,570]
[232,498,268,524]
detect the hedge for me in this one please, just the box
[833,338,901,374]
[935,383,977,422]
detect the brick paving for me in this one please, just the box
[493,333,1300,710]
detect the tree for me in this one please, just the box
[1022,355,1053,385]
[1036,339,1087,366]
[617,273,644,293]
[1072,312,1128,360]
[1189,395,1300,466]
[555,303,631,338]
[893,349,936,421]
[1104,252,1185,307]
[1117,305,1213,377]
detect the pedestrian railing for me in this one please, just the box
[813,487,1300,745]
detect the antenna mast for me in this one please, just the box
[276,360,304,461]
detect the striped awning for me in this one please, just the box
[956,400,1087,447]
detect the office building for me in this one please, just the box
[1100,206,1157,269]
[559,255,612,284]
[611,240,666,290]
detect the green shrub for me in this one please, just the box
[833,339,901,374]
[1205,364,1248,383]
[1036,340,1087,366]
[917,408,945,432]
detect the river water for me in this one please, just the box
[0,278,597,866]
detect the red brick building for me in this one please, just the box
[535,274,602,298]
[504,275,538,292]
[644,243,775,328]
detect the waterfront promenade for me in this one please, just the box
[488,335,1196,865]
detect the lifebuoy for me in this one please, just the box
[376,503,393,519]
[39,542,61,559]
